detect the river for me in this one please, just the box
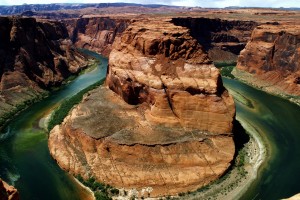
[223,77,300,200]
[0,52,300,199]
[0,50,107,200]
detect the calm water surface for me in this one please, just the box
[0,50,107,200]
[223,77,300,200]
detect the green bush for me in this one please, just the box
[74,175,119,200]
[47,80,103,131]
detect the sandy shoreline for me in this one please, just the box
[72,176,95,200]
[173,115,267,200]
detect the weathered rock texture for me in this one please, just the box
[171,17,258,62]
[64,17,130,57]
[0,17,87,127]
[234,24,300,101]
[49,18,236,197]
[107,18,235,133]
[0,179,19,200]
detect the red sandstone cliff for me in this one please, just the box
[234,24,300,102]
[64,17,130,57]
[0,16,88,127]
[49,18,236,197]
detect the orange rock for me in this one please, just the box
[0,179,19,200]
[236,24,300,97]
[49,18,236,197]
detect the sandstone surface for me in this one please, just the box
[171,17,258,62]
[0,17,88,127]
[0,179,19,200]
[234,24,300,101]
[49,18,236,197]
[64,17,130,57]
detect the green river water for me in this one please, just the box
[0,50,107,200]
[223,77,300,200]
[0,51,300,199]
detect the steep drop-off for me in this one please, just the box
[0,17,88,127]
[0,179,19,200]
[234,24,300,103]
[171,17,258,62]
[49,18,236,197]
[64,17,130,57]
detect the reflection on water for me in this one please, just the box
[0,50,107,200]
[223,77,300,200]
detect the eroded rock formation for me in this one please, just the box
[0,179,19,200]
[171,17,258,62]
[49,18,236,197]
[64,17,130,57]
[234,24,300,101]
[0,16,88,127]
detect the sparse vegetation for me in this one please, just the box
[75,174,119,200]
[47,80,103,131]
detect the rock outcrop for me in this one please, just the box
[49,18,236,197]
[0,16,88,127]
[0,179,19,200]
[171,17,258,62]
[64,17,130,57]
[234,24,300,102]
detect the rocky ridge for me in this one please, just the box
[234,24,300,103]
[49,18,236,197]
[64,17,130,57]
[171,17,258,62]
[0,179,19,200]
[0,16,88,127]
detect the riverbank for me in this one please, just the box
[232,68,300,106]
[0,58,97,132]
[0,50,109,200]
[168,116,266,200]
[73,177,95,200]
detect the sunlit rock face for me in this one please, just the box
[49,18,236,197]
[235,24,300,97]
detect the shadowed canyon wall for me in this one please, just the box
[171,17,258,62]
[0,17,88,128]
[64,17,130,57]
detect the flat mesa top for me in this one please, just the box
[69,86,216,145]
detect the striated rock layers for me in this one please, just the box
[0,17,87,127]
[49,18,236,197]
[0,179,19,200]
[64,17,130,57]
[234,24,300,101]
[171,17,258,62]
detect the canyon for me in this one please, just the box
[48,18,236,197]
[0,4,299,200]
[0,17,88,128]
[234,24,300,104]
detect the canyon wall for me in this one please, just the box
[0,179,19,200]
[171,17,258,62]
[64,16,257,61]
[0,17,88,128]
[234,24,300,103]
[49,18,236,197]
[64,17,130,57]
